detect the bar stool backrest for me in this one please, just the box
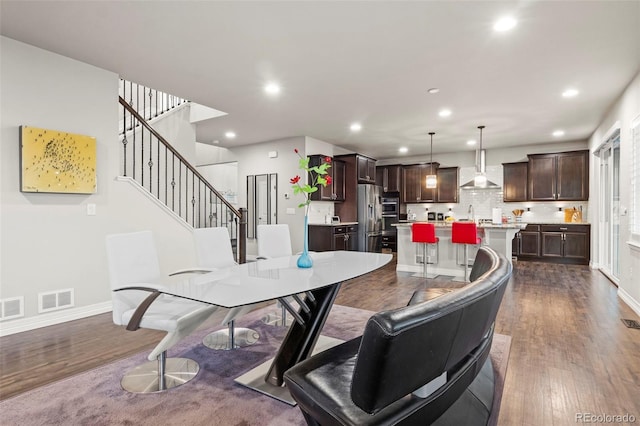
[412,222,438,244]
[451,222,479,245]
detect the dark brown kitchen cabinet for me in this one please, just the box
[503,162,528,202]
[334,154,378,222]
[332,159,345,201]
[308,155,345,201]
[376,165,403,193]
[436,167,459,203]
[540,224,590,264]
[309,224,358,251]
[356,155,377,184]
[528,151,589,201]
[403,164,438,203]
[512,224,540,259]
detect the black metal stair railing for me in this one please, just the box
[118,96,246,263]
[119,80,188,133]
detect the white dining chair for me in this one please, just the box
[256,224,313,326]
[173,227,260,350]
[106,230,218,393]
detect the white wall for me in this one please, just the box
[0,37,197,333]
[588,71,640,315]
[229,137,308,254]
[151,105,198,164]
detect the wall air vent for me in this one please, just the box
[38,288,74,313]
[0,297,24,321]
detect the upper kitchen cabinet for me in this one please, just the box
[334,153,377,222]
[308,155,345,201]
[356,155,377,184]
[376,165,403,193]
[403,163,438,203]
[436,167,459,203]
[528,150,589,201]
[332,159,346,201]
[502,162,528,202]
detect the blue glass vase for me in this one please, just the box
[297,215,313,268]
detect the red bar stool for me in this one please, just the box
[451,222,482,282]
[412,223,439,279]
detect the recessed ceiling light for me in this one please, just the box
[398,147,408,153]
[225,131,236,139]
[350,123,362,132]
[438,109,452,117]
[427,88,440,94]
[264,82,281,95]
[493,16,517,32]
[552,130,565,137]
[467,139,476,146]
[562,88,579,98]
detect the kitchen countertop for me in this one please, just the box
[308,222,358,226]
[394,221,526,230]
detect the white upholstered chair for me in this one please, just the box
[106,230,218,393]
[256,224,310,326]
[174,227,259,350]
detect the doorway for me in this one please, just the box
[597,131,621,282]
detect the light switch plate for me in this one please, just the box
[286,208,296,215]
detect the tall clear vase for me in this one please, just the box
[297,215,313,268]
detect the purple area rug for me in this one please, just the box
[0,305,511,426]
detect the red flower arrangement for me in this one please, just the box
[291,149,332,215]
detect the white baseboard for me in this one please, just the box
[0,301,112,337]
[618,288,640,318]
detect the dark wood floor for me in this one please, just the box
[2,257,640,425]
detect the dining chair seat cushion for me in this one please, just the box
[120,296,210,333]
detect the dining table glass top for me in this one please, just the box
[124,251,392,309]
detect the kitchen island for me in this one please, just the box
[394,222,525,278]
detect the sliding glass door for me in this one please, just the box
[598,134,620,281]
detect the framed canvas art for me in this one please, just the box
[20,126,97,194]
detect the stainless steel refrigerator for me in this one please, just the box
[357,184,383,252]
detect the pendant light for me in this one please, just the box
[425,132,437,189]
[474,125,488,187]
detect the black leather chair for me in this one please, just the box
[283,246,512,425]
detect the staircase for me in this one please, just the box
[118,80,246,262]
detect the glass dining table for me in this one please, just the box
[117,250,392,404]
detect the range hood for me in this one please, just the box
[460,149,501,189]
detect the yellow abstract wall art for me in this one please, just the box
[20,126,97,194]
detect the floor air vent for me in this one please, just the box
[621,319,640,329]
[38,288,74,313]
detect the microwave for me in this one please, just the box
[381,197,399,216]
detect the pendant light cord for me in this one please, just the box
[429,132,435,174]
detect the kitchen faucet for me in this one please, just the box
[468,205,475,222]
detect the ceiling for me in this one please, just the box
[1,1,639,160]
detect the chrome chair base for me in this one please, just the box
[261,312,294,327]
[203,327,259,350]
[121,357,199,393]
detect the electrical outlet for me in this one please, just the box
[87,204,96,216]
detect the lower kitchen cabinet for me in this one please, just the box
[512,224,541,259]
[309,224,358,252]
[541,224,590,264]
[381,233,397,252]
[512,223,590,265]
